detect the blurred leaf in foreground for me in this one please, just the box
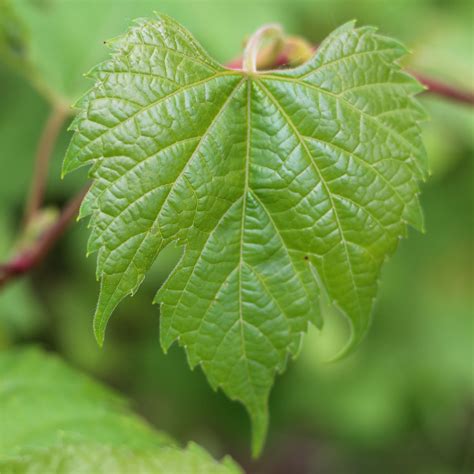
[0,347,241,473]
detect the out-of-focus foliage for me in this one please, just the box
[0,0,310,103]
[0,442,241,474]
[0,347,241,473]
[0,0,472,473]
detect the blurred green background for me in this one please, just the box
[0,1,472,473]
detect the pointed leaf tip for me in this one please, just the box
[250,407,269,458]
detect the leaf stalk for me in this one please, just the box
[242,24,284,73]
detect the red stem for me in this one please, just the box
[0,186,89,289]
[411,71,474,105]
[227,52,474,106]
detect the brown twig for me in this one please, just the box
[23,106,69,228]
[0,186,89,289]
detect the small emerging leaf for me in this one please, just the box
[63,13,427,455]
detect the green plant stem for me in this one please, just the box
[23,105,70,228]
[242,24,284,73]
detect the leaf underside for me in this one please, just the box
[63,13,427,455]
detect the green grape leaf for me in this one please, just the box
[0,347,241,473]
[0,441,240,474]
[0,347,172,454]
[63,13,427,455]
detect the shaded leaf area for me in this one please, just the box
[64,13,427,454]
[0,347,241,474]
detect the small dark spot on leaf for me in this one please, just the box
[304,255,309,260]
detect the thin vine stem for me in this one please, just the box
[242,24,284,73]
[0,185,89,289]
[23,105,70,228]
[410,71,474,105]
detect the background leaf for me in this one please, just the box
[0,347,241,473]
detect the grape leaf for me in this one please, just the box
[0,347,171,454]
[0,347,241,473]
[63,13,427,455]
[0,441,240,474]
[0,443,241,474]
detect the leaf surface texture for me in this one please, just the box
[63,14,427,454]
